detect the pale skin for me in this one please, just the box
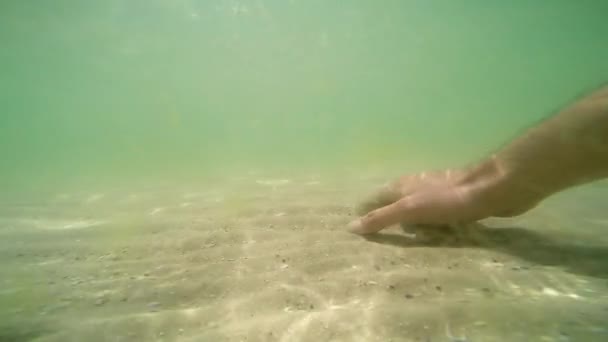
[349,85,608,234]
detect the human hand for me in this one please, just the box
[348,169,497,234]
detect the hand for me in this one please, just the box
[349,168,504,235]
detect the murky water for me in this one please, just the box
[1,1,608,341]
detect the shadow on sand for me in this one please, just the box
[362,222,608,280]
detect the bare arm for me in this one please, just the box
[350,85,608,234]
[471,85,608,216]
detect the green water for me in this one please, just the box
[2,1,607,189]
[2,1,608,341]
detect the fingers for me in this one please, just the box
[356,183,402,215]
[349,197,416,234]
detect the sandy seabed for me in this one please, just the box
[1,170,608,342]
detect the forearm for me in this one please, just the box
[497,86,608,194]
[462,85,608,215]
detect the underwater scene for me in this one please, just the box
[1,1,608,341]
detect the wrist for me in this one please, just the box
[460,157,546,217]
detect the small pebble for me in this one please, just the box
[435,286,442,292]
[405,293,414,299]
[148,302,161,310]
[542,287,559,296]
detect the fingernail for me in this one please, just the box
[347,219,364,234]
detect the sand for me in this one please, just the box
[1,170,608,342]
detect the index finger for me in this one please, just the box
[356,182,402,215]
[349,197,420,234]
